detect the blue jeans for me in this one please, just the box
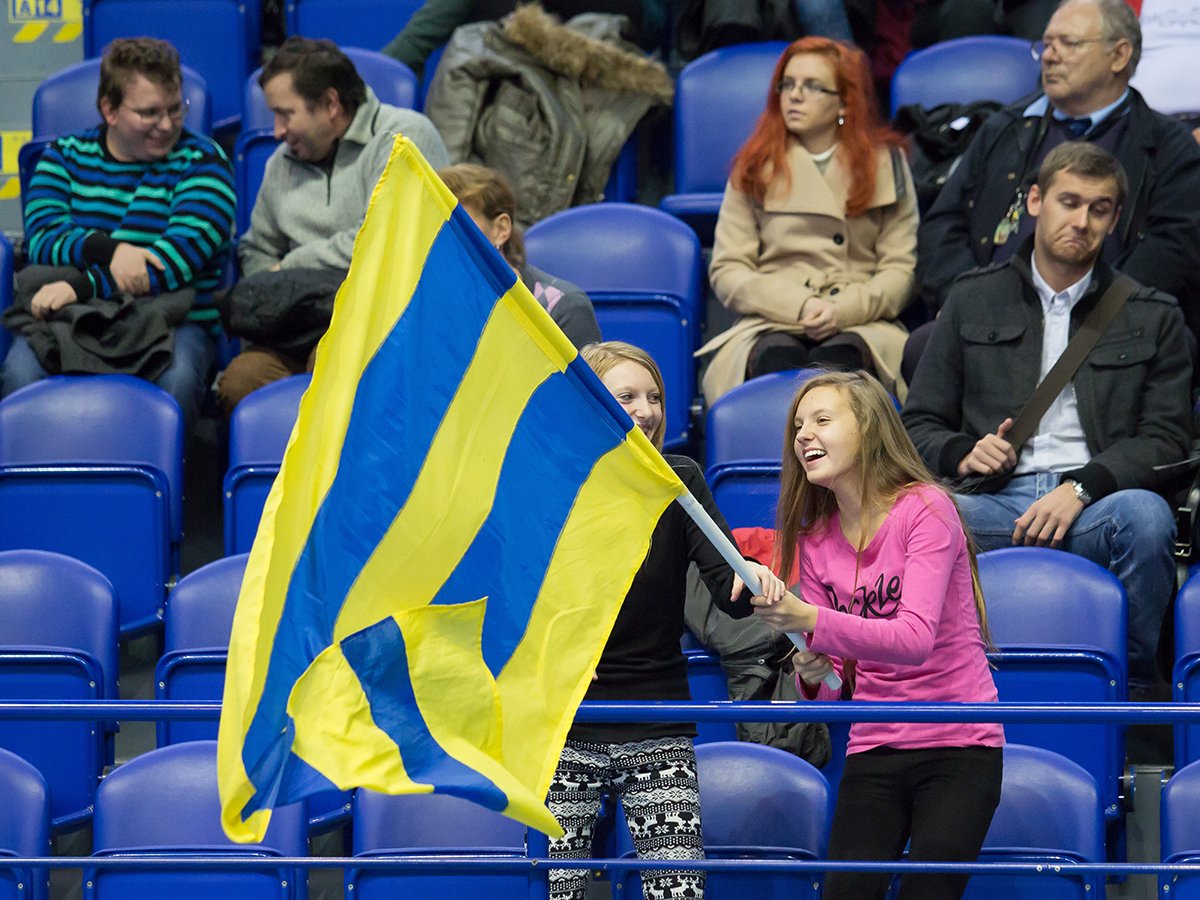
[955,472,1175,688]
[1,324,214,430]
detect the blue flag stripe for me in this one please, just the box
[240,207,518,790]
[431,356,628,674]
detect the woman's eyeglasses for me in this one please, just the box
[775,78,839,99]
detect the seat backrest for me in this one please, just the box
[164,554,249,652]
[353,788,526,853]
[524,203,703,315]
[1175,570,1200,671]
[984,744,1103,858]
[671,42,788,196]
[705,369,820,469]
[977,547,1126,652]
[286,0,427,52]
[229,374,310,468]
[93,741,306,853]
[0,747,50,859]
[1163,758,1200,859]
[31,57,211,138]
[890,35,1041,117]
[83,0,257,130]
[243,47,419,130]
[0,550,119,698]
[0,375,184,536]
[694,741,829,855]
[1173,574,1200,767]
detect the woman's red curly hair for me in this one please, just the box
[729,37,905,218]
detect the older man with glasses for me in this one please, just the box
[2,37,235,430]
[910,0,1200,346]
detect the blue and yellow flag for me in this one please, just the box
[216,138,687,842]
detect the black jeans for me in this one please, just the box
[824,745,1004,900]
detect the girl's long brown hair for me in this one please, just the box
[729,37,904,217]
[775,371,993,646]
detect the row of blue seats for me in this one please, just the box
[7,736,1200,900]
[6,532,1196,838]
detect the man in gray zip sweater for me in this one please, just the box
[218,37,449,413]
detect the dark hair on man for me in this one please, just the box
[96,37,181,115]
[1037,140,1128,209]
[259,37,367,116]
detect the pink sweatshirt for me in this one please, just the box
[798,485,1004,755]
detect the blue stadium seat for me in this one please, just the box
[0,550,118,832]
[524,203,705,450]
[0,376,183,636]
[285,0,426,50]
[0,233,12,364]
[962,744,1104,899]
[977,548,1127,825]
[83,0,260,130]
[235,48,419,236]
[703,369,820,529]
[85,741,308,900]
[1161,759,1200,898]
[615,740,829,899]
[348,788,530,899]
[155,554,248,747]
[683,647,738,745]
[660,42,788,244]
[890,35,1041,117]
[225,374,310,555]
[1173,571,1200,767]
[19,59,210,201]
[0,747,51,900]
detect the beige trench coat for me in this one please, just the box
[700,143,919,404]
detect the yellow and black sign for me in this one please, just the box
[0,130,31,200]
[8,0,82,43]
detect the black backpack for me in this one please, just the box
[893,100,1003,213]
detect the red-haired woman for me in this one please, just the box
[700,37,918,404]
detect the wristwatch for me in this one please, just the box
[1063,478,1092,506]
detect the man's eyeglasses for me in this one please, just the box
[125,98,191,126]
[1030,36,1110,60]
[775,78,839,99]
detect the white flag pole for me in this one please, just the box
[674,489,842,692]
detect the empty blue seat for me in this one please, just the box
[0,550,118,831]
[977,547,1127,824]
[235,48,419,235]
[524,203,704,450]
[225,374,309,555]
[83,0,260,130]
[0,747,51,900]
[704,369,820,528]
[961,744,1104,899]
[0,376,184,635]
[1161,758,1200,898]
[660,42,788,244]
[285,0,426,50]
[85,741,308,900]
[348,788,530,899]
[155,554,248,746]
[890,36,1041,117]
[616,740,829,899]
[1173,571,1200,767]
[683,646,737,745]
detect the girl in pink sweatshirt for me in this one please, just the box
[749,370,1003,900]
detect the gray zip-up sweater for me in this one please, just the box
[238,89,450,276]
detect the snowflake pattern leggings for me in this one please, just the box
[546,735,705,900]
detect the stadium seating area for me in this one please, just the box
[1,4,1194,898]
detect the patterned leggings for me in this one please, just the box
[546,736,705,900]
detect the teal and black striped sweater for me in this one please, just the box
[24,126,236,318]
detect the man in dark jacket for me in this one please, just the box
[903,142,1192,693]
[914,0,1200,336]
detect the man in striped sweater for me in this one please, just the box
[2,37,236,428]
